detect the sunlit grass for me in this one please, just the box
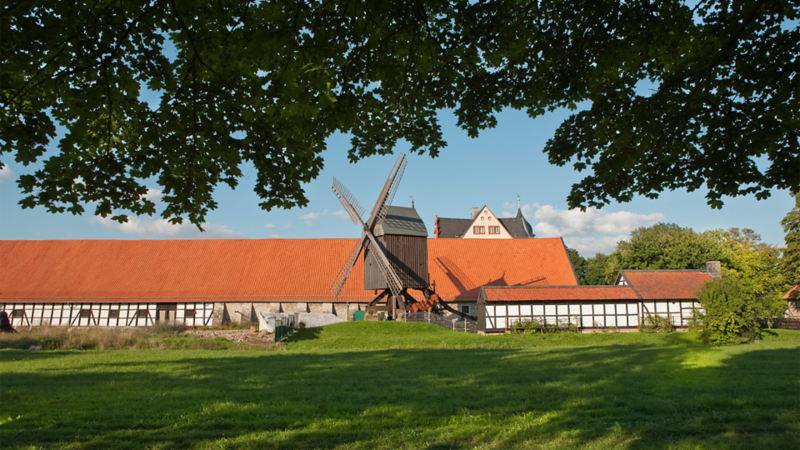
[1,322,798,449]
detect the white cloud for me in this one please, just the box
[299,211,321,226]
[531,205,664,238]
[0,165,16,185]
[265,223,276,230]
[299,209,350,226]
[519,204,665,256]
[501,202,537,217]
[142,188,163,203]
[282,223,293,230]
[329,210,350,221]
[562,235,630,256]
[92,216,244,239]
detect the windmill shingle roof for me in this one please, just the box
[0,238,576,303]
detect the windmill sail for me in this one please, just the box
[367,154,407,229]
[330,234,368,299]
[332,177,365,224]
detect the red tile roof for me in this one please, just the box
[482,285,640,302]
[619,270,714,300]
[783,284,800,300]
[0,238,576,303]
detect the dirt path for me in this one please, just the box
[185,329,274,345]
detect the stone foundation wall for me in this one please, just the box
[212,302,368,324]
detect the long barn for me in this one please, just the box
[1,238,578,327]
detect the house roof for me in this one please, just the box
[373,206,428,237]
[435,218,473,238]
[499,209,534,238]
[783,284,800,300]
[482,285,640,302]
[436,208,534,239]
[0,238,576,303]
[617,270,714,300]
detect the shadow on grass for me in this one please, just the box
[1,345,798,449]
[286,326,322,342]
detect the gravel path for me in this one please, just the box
[185,329,274,345]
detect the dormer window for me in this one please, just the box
[489,226,500,234]
[473,226,485,234]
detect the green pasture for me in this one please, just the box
[1,322,799,449]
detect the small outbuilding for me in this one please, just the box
[783,284,800,318]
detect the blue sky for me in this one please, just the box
[0,106,793,257]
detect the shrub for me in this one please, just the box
[696,276,761,345]
[510,318,578,334]
[639,314,674,333]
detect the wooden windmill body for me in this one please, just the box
[364,205,428,291]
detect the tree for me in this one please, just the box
[696,275,760,345]
[704,227,785,316]
[3,1,798,226]
[780,191,800,286]
[566,247,587,284]
[604,223,729,282]
[583,254,610,286]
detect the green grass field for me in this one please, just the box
[1,322,799,449]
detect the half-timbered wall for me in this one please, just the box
[0,303,214,327]
[482,300,702,332]
[640,300,703,327]
[484,302,642,330]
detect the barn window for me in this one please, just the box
[473,226,485,234]
[184,309,196,319]
[108,310,120,319]
[10,309,25,318]
[136,309,150,319]
[460,305,470,314]
[78,309,92,319]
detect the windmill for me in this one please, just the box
[329,153,432,319]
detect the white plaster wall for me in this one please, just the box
[462,206,513,239]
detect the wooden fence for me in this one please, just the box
[405,311,477,333]
[767,318,800,330]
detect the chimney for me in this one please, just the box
[434,215,439,238]
[706,261,721,279]
[471,207,480,220]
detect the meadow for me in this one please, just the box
[1,322,799,449]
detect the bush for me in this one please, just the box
[639,314,674,333]
[510,318,578,334]
[696,276,761,345]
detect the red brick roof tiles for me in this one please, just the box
[620,270,714,300]
[0,238,577,303]
[482,285,640,302]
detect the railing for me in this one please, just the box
[274,313,300,342]
[405,311,477,333]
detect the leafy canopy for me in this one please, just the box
[780,191,800,286]
[704,227,786,316]
[2,0,798,226]
[604,223,729,283]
